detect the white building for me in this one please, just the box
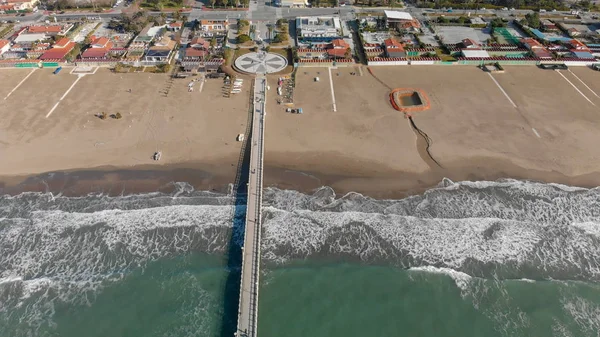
[0,39,10,55]
[279,0,307,7]
[296,16,342,43]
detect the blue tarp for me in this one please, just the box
[530,29,571,42]
[573,51,595,59]
[530,29,546,39]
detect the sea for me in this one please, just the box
[1,178,600,337]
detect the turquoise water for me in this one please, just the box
[3,181,600,337]
[12,255,600,337]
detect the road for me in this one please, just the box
[236,75,266,337]
[4,2,595,24]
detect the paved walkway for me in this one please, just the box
[236,75,266,337]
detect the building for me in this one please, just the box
[143,34,176,63]
[383,38,406,58]
[542,20,558,31]
[384,10,421,31]
[461,38,479,49]
[27,24,73,37]
[296,48,327,59]
[0,0,39,10]
[567,39,589,51]
[521,38,552,58]
[167,21,182,32]
[39,37,75,61]
[470,17,486,26]
[0,39,9,55]
[143,49,171,63]
[189,37,210,50]
[182,47,208,62]
[200,20,226,32]
[80,36,113,60]
[461,49,490,58]
[567,27,581,37]
[296,16,342,43]
[327,38,350,59]
[278,0,307,7]
[26,42,49,58]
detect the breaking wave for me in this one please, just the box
[261,178,600,281]
[2,178,600,334]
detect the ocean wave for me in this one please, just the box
[0,185,238,334]
[408,266,472,292]
[2,179,600,334]
[261,180,600,281]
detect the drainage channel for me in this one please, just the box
[408,116,443,169]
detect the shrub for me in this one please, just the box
[237,34,252,44]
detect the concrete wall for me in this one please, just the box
[368,60,409,66]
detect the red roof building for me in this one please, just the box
[91,36,110,48]
[81,36,114,59]
[567,39,589,51]
[184,47,208,59]
[40,38,75,60]
[461,38,479,48]
[326,39,350,59]
[331,39,349,49]
[28,25,62,34]
[190,37,210,50]
[384,38,406,58]
[0,39,10,55]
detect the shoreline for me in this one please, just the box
[2,154,600,199]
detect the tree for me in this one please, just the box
[210,0,216,7]
[524,12,540,29]
[237,34,252,43]
[238,19,249,28]
[210,37,217,48]
[344,47,351,59]
[65,43,82,62]
[490,18,506,28]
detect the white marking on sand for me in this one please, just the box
[199,78,205,93]
[327,67,337,112]
[46,75,84,118]
[556,70,595,106]
[532,128,541,138]
[568,69,599,98]
[487,73,517,108]
[4,69,36,100]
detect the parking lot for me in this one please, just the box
[72,22,100,43]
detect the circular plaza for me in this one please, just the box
[234,52,288,74]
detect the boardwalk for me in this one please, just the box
[236,75,267,337]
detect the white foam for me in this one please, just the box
[562,296,600,336]
[518,278,536,283]
[262,180,600,280]
[409,266,472,292]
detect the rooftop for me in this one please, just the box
[461,49,490,58]
[384,10,413,21]
[28,25,62,34]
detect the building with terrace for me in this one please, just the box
[296,16,342,43]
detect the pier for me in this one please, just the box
[236,74,267,337]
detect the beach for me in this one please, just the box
[3,65,600,336]
[2,66,600,197]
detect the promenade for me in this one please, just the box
[236,75,266,337]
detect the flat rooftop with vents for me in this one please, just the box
[296,16,342,43]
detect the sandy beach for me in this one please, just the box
[2,65,600,197]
